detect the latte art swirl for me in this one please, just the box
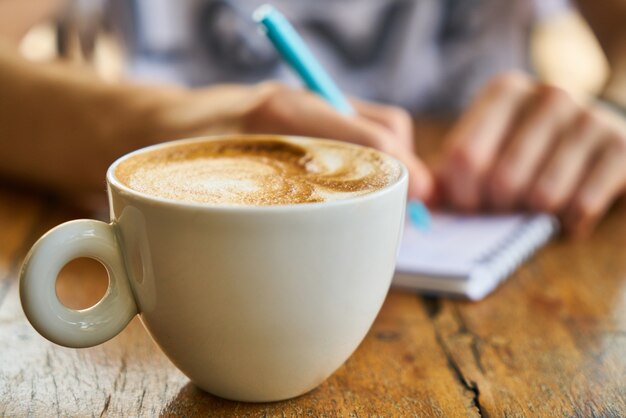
[115,136,402,206]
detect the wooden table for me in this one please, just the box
[1,132,626,416]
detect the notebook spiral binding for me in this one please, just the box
[468,215,559,299]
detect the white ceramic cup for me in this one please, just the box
[20,135,408,402]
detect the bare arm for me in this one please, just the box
[0,39,176,196]
[576,0,626,107]
[0,39,432,201]
[0,0,67,43]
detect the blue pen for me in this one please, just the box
[254,4,430,230]
[253,5,354,115]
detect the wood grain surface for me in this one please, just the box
[0,125,625,416]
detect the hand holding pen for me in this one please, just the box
[253,5,434,208]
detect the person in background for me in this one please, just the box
[1,0,625,238]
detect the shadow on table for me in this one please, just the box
[159,382,300,416]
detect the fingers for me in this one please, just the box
[374,135,434,201]
[243,82,434,200]
[518,102,626,238]
[435,70,626,238]
[528,110,603,213]
[486,85,578,210]
[564,136,626,238]
[438,72,534,211]
[350,98,433,200]
[351,99,415,152]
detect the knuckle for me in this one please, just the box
[256,81,292,105]
[259,81,294,109]
[487,71,530,94]
[575,108,602,131]
[386,108,413,130]
[448,146,484,177]
[563,109,605,147]
[573,197,601,221]
[491,166,523,196]
[362,127,392,151]
[531,185,559,212]
[605,132,626,154]
[539,84,573,110]
[247,82,296,128]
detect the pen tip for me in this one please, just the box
[408,200,431,231]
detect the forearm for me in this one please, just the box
[0,38,435,202]
[0,0,67,43]
[0,40,165,195]
[576,0,626,107]
[0,40,288,196]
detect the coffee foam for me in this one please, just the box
[115,136,402,206]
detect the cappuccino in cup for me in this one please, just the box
[20,135,408,402]
[115,136,401,206]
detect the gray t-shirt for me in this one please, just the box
[107,0,566,114]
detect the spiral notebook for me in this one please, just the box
[393,213,558,300]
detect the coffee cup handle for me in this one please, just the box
[20,219,138,348]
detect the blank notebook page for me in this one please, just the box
[397,214,529,275]
[394,213,557,299]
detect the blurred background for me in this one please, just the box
[16,2,608,102]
